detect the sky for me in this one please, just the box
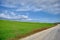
[0,0,60,23]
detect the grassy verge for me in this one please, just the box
[0,20,56,40]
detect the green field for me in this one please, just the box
[0,20,56,40]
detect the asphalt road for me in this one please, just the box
[19,24,60,40]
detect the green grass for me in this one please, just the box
[0,20,56,40]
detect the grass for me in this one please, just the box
[0,20,56,40]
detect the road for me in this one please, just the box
[19,24,60,40]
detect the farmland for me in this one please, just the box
[0,20,56,40]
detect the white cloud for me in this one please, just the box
[26,18,32,20]
[10,12,16,16]
[0,11,32,21]
[20,15,28,19]
[1,0,60,14]
[0,13,30,20]
[16,6,31,11]
[0,13,12,19]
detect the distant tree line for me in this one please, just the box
[54,22,60,24]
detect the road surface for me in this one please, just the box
[19,24,60,40]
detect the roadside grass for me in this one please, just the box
[0,20,56,40]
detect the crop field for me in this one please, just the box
[0,20,56,40]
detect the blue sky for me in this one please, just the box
[0,0,60,23]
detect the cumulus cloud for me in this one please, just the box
[0,0,60,14]
[0,13,32,20]
[0,13,11,19]
[0,13,18,19]
[0,10,32,20]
